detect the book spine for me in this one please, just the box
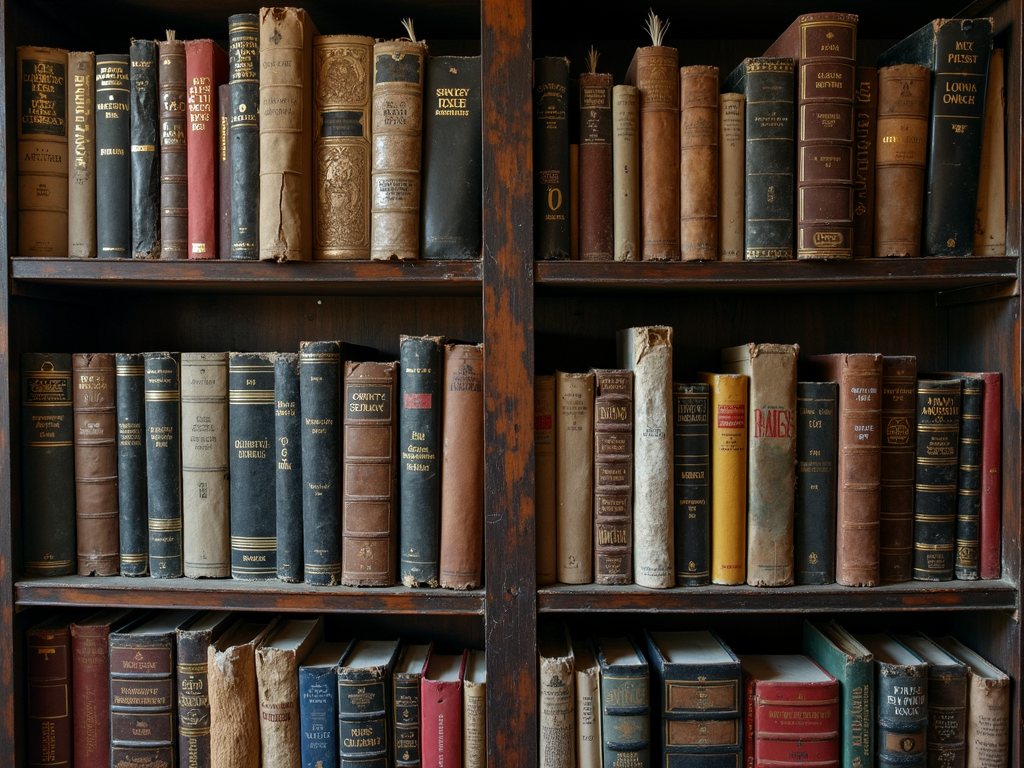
[974,48,1006,255]
[978,373,1001,579]
[852,66,878,259]
[257,646,305,767]
[439,344,485,589]
[228,13,260,260]
[718,92,744,261]
[218,84,231,260]
[873,64,930,257]
[533,56,571,260]
[312,34,374,260]
[274,352,303,582]
[228,352,278,579]
[535,375,558,585]
[703,373,747,585]
[555,371,595,584]
[17,46,69,257]
[876,664,927,767]
[673,383,711,586]
[371,39,426,261]
[954,377,983,580]
[913,379,962,581]
[600,667,650,767]
[539,649,575,768]
[653,658,742,759]
[925,662,967,768]
[68,51,96,257]
[339,670,391,766]
[116,353,149,575]
[185,40,226,259]
[679,65,719,262]
[177,627,217,768]
[145,352,183,578]
[208,628,266,767]
[575,662,602,768]
[420,55,482,260]
[130,39,160,258]
[421,674,464,768]
[463,672,486,768]
[299,341,342,586]
[259,7,317,262]
[95,54,131,258]
[27,623,73,767]
[181,352,230,578]
[611,84,639,261]
[72,622,115,768]
[301,664,339,768]
[394,672,423,768]
[593,370,634,584]
[342,360,399,586]
[158,38,188,259]
[751,680,840,764]
[578,71,613,261]
[399,336,443,587]
[110,632,176,767]
[880,356,918,584]
[72,353,119,575]
[965,670,1009,767]
[795,382,837,585]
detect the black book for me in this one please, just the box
[421,55,482,260]
[595,635,651,768]
[794,381,838,585]
[228,352,277,580]
[176,610,235,768]
[533,56,571,260]
[96,54,131,258]
[672,382,710,587]
[275,352,302,583]
[398,335,443,587]
[877,18,993,256]
[337,639,402,767]
[227,13,259,260]
[144,352,183,578]
[130,38,160,258]
[955,375,983,580]
[21,352,76,576]
[116,352,149,576]
[393,642,432,767]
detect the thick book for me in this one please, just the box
[275,351,303,582]
[259,7,319,261]
[679,65,719,261]
[611,84,639,262]
[394,643,432,768]
[723,57,795,260]
[879,355,917,584]
[26,613,81,768]
[579,69,613,261]
[175,610,235,768]
[975,47,1006,255]
[338,638,402,768]
[95,54,131,257]
[299,639,351,768]
[595,635,650,768]
[228,351,277,579]
[722,342,798,587]
[533,56,571,260]
[421,648,467,768]
[572,637,602,768]
[802,620,874,768]
[803,353,884,586]
[645,629,742,767]
[227,13,260,260]
[130,38,160,258]
[17,46,69,257]
[144,351,183,578]
[718,92,744,261]
[535,374,558,585]
[877,18,994,256]
[312,33,375,260]
[181,352,230,578]
[794,381,838,585]
[399,335,443,587]
[539,624,575,768]
[555,370,595,584]
[852,66,878,259]
[764,12,860,260]
[72,352,119,576]
[463,648,486,768]
[617,327,674,588]
[157,33,188,259]
[68,50,96,257]
[420,55,482,259]
[116,352,148,575]
[593,369,633,584]
[672,382,711,587]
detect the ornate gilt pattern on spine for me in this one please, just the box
[673,383,711,587]
[593,369,633,585]
[69,51,96,257]
[679,66,719,261]
[158,36,188,259]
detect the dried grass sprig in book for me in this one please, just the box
[401,17,418,43]
[644,9,670,46]
[586,45,599,74]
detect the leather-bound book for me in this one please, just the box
[975,48,1006,255]
[877,18,993,256]
[439,343,485,588]
[879,355,917,583]
[185,39,227,259]
[723,57,795,260]
[672,383,710,587]
[852,66,878,258]
[130,38,160,259]
[611,84,639,261]
[22,353,76,576]
[555,370,595,584]
[592,369,633,585]
[181,352,230,578]
[533,56,571,260]
[158,32,188,259]
[394,643,432,768]
[463,649,486,768]
[16,46,69,257]
[538,624,575,768]
[275,352,303,582]
[116,352,148,575]
[399,335,443,587]
[595,636,651,768]
[794,382,837,585]
[72,353,119,575]
[579,56,614,261]
[259,7,319,262]
[228,352,277,580]
[311,33,374,260]
[421,55,482,259]
[372,34,427,261]
[420,648,467,768]
[679,65,719,262]
[176,610,235,768]
[338,639,402,767]
[764,12,859,260]
[299,639,351,768]
[873,64,930,257]
[68,51,96,257]
[144,352,183,578]
[96,54,131,258]
[342,360,399,586]
[227,13,260,260]
[27,613,81,768]
[718,92,744,261]
[217,84,230,259]
[535,374,558,586]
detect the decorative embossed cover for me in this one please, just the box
[593,369,633,584]
[176,610,235,768]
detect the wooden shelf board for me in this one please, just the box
[15,576,484,615]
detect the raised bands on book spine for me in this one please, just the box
[880,356,917,584]
[593,369,634,585]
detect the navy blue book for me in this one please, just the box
[337,639,401,768]
[116,353,148,575]
[300,639,352,768]
[794,381,838,585]
[275,352,303,583]
[595,635,651,768]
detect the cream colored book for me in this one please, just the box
[463,648,487,768]
[555,370,594,583]
[719,92,744,261]
[612,84,639,261]
[539,624,575,768]
[572,637,602,768]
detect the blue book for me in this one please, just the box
[595,635,650,768]
[299,639,352,768]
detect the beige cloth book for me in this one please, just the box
[463,648,487,768]
[539,624,575,768]
[572,638,602,768]
[937,636,1009,768]
[718,93,744,261]
[555,370,595,583]
[612,84,639,261]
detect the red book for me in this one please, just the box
[27,613,82,768]
[741,654,840,768]
[184,39,228,259]
[421,649,468,768]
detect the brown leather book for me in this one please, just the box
[852,67,878,258]
[593,369,633,585]
[874,64,930,257]
[439,343,484,589]
[158,34,188,260]
[556,370,595,584]
[27,613,80,768]
[679,65,719,261]
[73,353,119,576]
[612,84,639,261]
[579,70,614,261]
[342,360,398,586]
[879,356,917,583]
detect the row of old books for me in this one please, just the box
[538,327,1002,588]
[16,8,481,262]
[21,337,483,587]
[539,622,1010,768]
[26,608,485,768]
[534,12,1005,262]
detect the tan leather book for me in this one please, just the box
[555,370,594,584]
[975,48,1005,256]
[535,374,558,586]
[718,92,744,261]
[612,84,639,261]
[68,51,96,257]
[439,343,484,588]
[879,355,917,584]
[679,65,719,262]
[538,624,575,768]
[592,369,633,585]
